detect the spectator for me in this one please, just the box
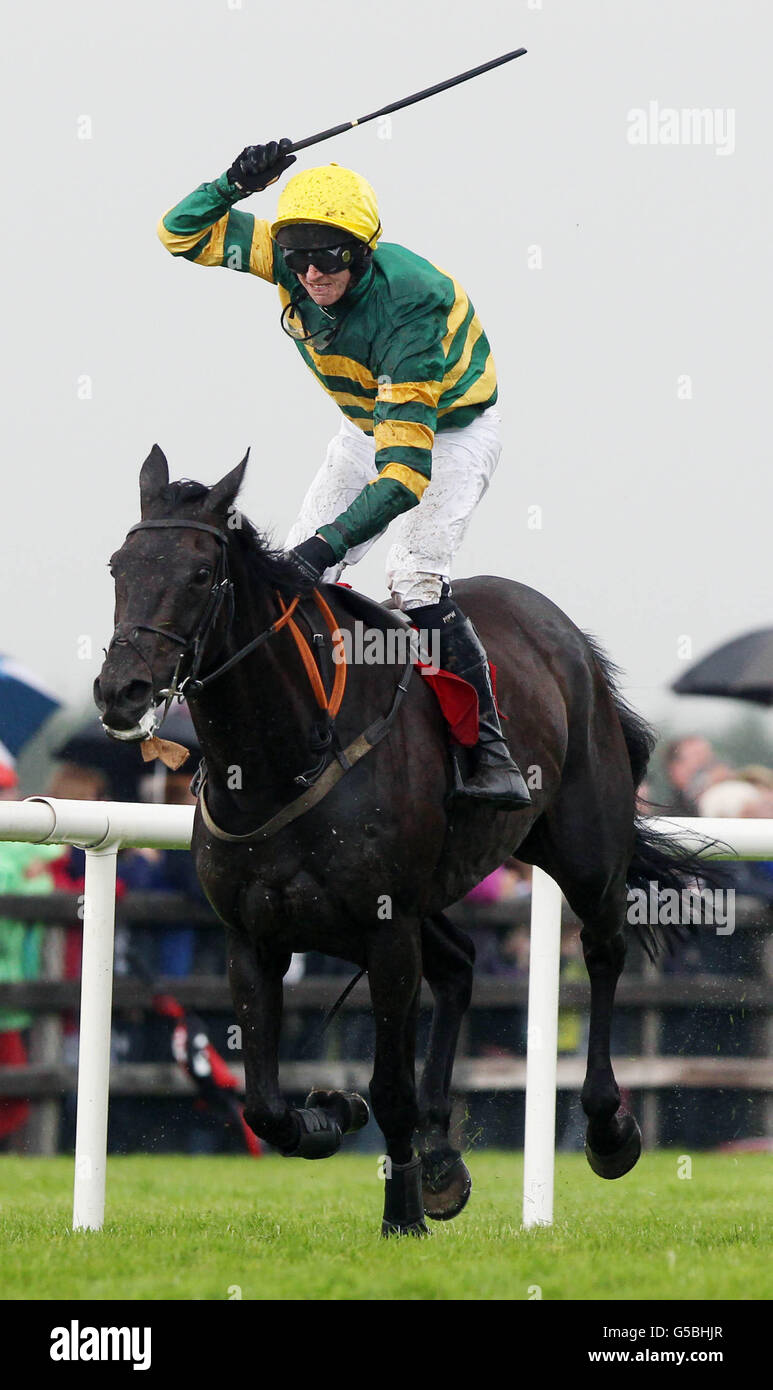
[696,765,773,907]
[120,769,214,977]
[555,926,588,1151]
[45,763,117,986]
[461,861,532,1149]
[696,765,773,820]
[663,736,730,815]
[0,757,65,1151]
[47,762,110,804]
[659,755,768,1147]
[465,861,530,1057]
[116,769,236,1153]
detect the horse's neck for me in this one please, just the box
[188,592,314,827]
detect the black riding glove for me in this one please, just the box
[284,535,338,593]
[226,139,296,194]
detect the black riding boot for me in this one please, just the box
[412,598,532,810]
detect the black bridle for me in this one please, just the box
[110,516,297,716]
[108,511,415,849]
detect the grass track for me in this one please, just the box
[1,1151,769,1301]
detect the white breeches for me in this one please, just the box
[284,406,502,609]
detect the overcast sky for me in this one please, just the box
[2,0,770,739]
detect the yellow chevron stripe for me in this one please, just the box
[306,347,379,391]
[156,213,211,256]
[276,285,380,391]
[301,372,376,425]
[376,380,441,407]
[436,269,470,357]
[371,463,430,501]
[249,219,276,281]
[441,316,484,393]
[298,372,375,423]
[276,286,378,418]
[331,396,376,418]
[374,419,435,452]
[437,352,497,415]
[195,216,227,267]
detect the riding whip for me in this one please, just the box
[286,47,527,153]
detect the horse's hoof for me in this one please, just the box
[421,1152,472,1221]
[304,1089,369,1135]
[282,1107,342,1159]
[382,1154,427,1235]
[585,1111,642,1179]
[381,1218,430,1238]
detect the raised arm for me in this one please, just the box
[156,139,295,281]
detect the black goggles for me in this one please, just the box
[281,243,358,275]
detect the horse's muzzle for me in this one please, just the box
[93,669,156,739]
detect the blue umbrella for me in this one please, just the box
[0,655,61,758]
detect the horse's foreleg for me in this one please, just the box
[366,917,426,1236]
[580,890,642,1179]
[416,913,474,1221]
[227,928,344,1158]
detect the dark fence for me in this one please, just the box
[1,889,771,1153]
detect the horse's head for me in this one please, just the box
[94,444,248,739]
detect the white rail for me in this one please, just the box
[0,798,192,1230]
[0,800,769,1232]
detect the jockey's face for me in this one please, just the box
[297,263,352,307]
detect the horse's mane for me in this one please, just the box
[159,479,299,592]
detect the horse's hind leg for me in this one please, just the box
[576,884,642,1178]
[524,769,642,1179]
[366,916,427,1236]
[417,913,474,1220]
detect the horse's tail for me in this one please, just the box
[584,634,724,958]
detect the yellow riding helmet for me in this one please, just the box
[271,164,382,247]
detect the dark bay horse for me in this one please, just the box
[95,447,706,1235]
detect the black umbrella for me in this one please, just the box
[672,628,773,706]
[55,708,201,798]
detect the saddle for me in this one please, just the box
[326,582,488,749]
[191,582,501,842]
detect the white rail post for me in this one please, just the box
[522,867,563,1228]
[72,842,119,1232]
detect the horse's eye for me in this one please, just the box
[193,566,212,585]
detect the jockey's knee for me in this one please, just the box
[388,571,448,610]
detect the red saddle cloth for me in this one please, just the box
[331,583,499,747]
[417,662,501,747]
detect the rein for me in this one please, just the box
[115,513,412,841]
[119,518,346,713]
[198,651,414,843]
[122,518,305,702]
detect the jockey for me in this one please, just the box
[157,140,530,810]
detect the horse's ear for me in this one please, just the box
[207,449,249,516]
[140,444,169,517]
